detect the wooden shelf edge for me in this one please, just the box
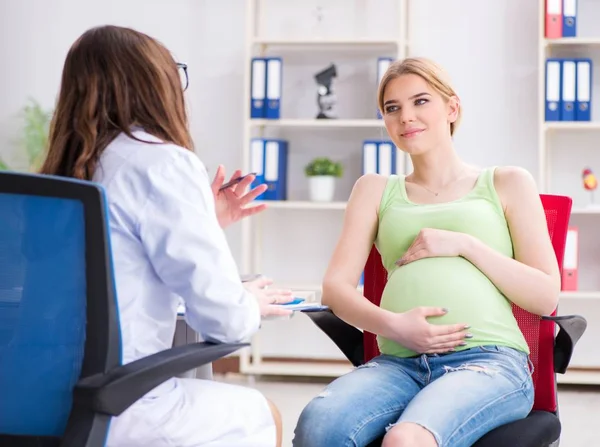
[249,118,386,128]
[253,38,400,46]
[545,37,600,46]
[544,122,600,131]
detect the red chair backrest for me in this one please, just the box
[362,194,572,413]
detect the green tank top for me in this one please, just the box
[375,167,530,358]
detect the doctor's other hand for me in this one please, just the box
[243,276,295,317]
[211,165,268,229]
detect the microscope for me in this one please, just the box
[314,64,338,119]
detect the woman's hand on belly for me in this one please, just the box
[386,306,471,354]
[396,228,470,266]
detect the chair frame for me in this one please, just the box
[0,172,246,447]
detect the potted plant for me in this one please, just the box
[304,157,343,202]
[0,98,52,172]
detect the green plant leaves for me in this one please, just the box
[1,98,51,172]
[20,98,51,172]
[304,157,344,177]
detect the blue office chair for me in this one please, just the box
[0,171,247,447]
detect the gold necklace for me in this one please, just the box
[409,170,468,197]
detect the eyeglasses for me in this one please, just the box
[177,62,189,91]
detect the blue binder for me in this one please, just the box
[251,138,287,200]
[265,57,282,119]
[561,59,577,121]
[545,59,562,121]
[362,140,379,175]
[250,58,267,118]
[250,138,266,195]
[376,57,393,118]
[362,140,399,175]
[377,141,396,176]
[563,0,577,37]
[576,58,592,121]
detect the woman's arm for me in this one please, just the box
[322,174,399,337]
[459,166,561,316]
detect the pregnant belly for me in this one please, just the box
[380,257,511,327]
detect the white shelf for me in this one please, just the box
[240,0,408,379]
[249,118,386,128]
[274,281,363,293]
[259,201,600,214]
[571,207,600,215]
[241,360,354,377]
[545,122,600,131]
[557,369,600,385]
[545,37,600,46]
[272,285,595,299]
[252,37,400,47]
[560,291,600,300]
[275,282,322,292]
[258,200,347,210]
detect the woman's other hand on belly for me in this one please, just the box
[384,307,472,354]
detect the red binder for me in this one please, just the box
[562,227,578,291]
[545,0,563,38]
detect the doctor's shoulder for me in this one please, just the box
[113,129,206,178]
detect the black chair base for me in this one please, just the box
[365,410,560,447]
[0,436,60,447]
[473,410,560,447]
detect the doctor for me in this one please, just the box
[40,25,292,447]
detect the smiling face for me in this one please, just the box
[381,73,459,155]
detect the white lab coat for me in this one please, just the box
[94,130,275,447]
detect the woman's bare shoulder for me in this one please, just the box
[492,166,538,211]
[350,173,392,211]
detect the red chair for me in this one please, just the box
[306,194,587,447]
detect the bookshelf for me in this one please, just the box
[539,0,600,385]
[238,0,408,377]
[234,0,600,384]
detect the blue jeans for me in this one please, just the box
[293,345,534,447]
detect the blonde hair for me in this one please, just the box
[377,57,462,136]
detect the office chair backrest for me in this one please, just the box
[512,194,571,413]
[0,172,121,440]
[363,194,572,414]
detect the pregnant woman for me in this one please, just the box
[292,57,560,447]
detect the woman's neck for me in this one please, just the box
[408,144,468,189]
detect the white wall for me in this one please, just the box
[1,0,598,363]
[0,0,248,247]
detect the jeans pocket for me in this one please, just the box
[477,345,533,383]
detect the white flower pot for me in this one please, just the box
[308,175,336,202]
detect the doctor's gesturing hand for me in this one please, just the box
[211,165,269,228]
[243,276,296,317]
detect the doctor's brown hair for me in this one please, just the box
[40,25,193,180]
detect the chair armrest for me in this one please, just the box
[542,314,587,374]
[303,309,364,367]
[73,342,247,416]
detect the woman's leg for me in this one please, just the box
[383,345,534,447]
[293,355,423,447]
